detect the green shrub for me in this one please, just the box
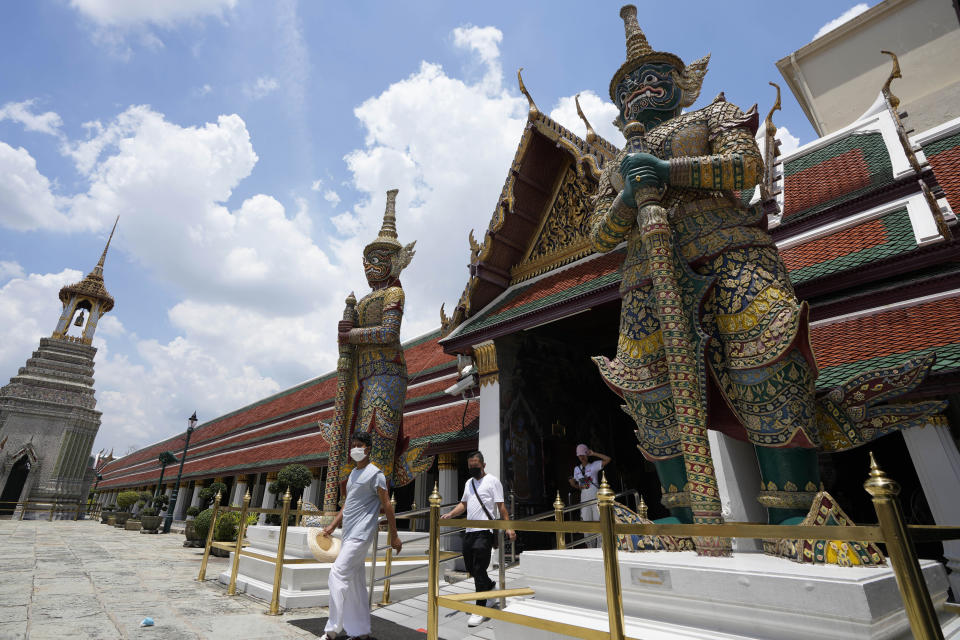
[140,507,157,517]
[194,508,214,541]
[268,464,312,502]
[198,482,228,507]
[135,500,146,509]
[194,508,257,542]
[186,505,200,517]
[116,491,139,511]
[152,494,170,511]
[138,491,153,503]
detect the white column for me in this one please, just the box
[258,473,278,525]
[473,340,502,479]
[173,483,190,520]
[707,431,765,552]
[305,469,322,507]
[901,419,960,595]
[438,454,459,551]
[231,476,248,507]
[190,482,205,509]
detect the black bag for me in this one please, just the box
[471,478,499,550]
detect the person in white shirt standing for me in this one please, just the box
[321,431,402,640]
[441,451,515,628]
[569,444,611,526]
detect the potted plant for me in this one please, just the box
[101,506,114,524]
[183,506,202,546]
[140,507,162,533]
[114,491,138,527]
[193,508,257,556]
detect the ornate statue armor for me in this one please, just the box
[588,6,943,558]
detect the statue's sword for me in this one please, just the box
[625,130,731,556]
[322,292,358,514]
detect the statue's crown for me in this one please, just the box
[609,5,709,109]
[365,189,402,253]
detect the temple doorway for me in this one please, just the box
[497,299,667,550]
[1,456,31,517]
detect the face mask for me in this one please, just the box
[468,467,483,479]
[350,447,366,462]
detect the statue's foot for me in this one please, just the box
[763,491,885,566]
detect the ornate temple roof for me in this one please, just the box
[59,218,117,312]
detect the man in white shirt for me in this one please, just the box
[320,431,402,640]
[568,444,611,526]
[441,451,515,627]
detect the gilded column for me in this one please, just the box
[473,340,501,478]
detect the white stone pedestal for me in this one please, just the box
[218,526,452,608]
[495,549,960,640]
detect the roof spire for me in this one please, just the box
[575,94,598,145]
[92,216,119,278]
[517,68,540,120]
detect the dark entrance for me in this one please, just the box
[1,456,31,516]
[497,299,669,550]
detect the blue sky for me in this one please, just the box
[0,0,875,455]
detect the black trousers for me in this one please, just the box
[462,531,495,607]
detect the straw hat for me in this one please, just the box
[307,528,342,563]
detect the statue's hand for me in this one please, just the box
[337,320,352,344]
[620,153,669,207]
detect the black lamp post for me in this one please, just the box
[155,451,177,498]
[163,411,197,534]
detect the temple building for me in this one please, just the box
[0,221,118,519]
[96,0,960,590]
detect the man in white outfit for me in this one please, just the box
[321,431,401,640]
[568,444,611,545]
[441,451,515,628]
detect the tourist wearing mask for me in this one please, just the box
[441,451,515,627]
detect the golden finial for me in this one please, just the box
[864,451,900,498]
[390,493,397,511]
[429,481,442,507]
[553,490,564,511]
[597,472,614,505]
[881,50,902,110]
[283,487,292,502]
[214,490,222,504]
[517,68,540,119]
[244,489,251,502]
[468,229,481,260]
[574,93,598,145]
[297,497,303,509]
[620,5,652,61]
[411,501,417,512]
[764,82,782,138]
[638,495,648,519]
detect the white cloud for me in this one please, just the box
[69,0,237,28]
[194,84,213,97]
[813,4,869,41]
[549,91,625,147]
[756,125,802,159]
[0,100,64,137]
[323,189,341,205]
[0,261,25,283]
[0,142,74,231]
[244,76,279,100]
[339,25,528,340]
[452,25,504,92]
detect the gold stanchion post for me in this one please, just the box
[427,483,441,640]
[381,493,397,605]
[553,491,565,550]
[410,501,417,531]
[598,474,625,640]
[197,491,222,582]
[266,488,292,616]
[296,497,303,526]
[864,453,944,640]
[227,490,251,596]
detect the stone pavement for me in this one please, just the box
[0,519,522,640]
